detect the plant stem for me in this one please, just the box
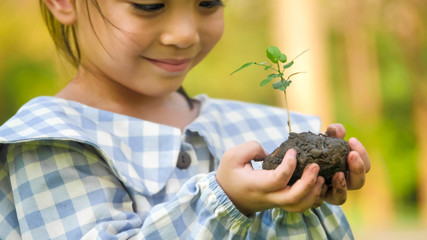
[277,61,292,133]
[283,90,292,133]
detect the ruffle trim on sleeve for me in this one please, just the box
[206,172,254,236]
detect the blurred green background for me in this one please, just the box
[1,0,426,239]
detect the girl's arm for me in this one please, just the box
[3,140,352,239]
[4,140,252,239]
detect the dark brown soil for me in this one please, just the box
[262,132,350,185]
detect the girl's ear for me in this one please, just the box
[43,0,76,25]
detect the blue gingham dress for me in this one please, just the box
[0,95,353,239]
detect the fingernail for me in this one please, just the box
[349,152,358,163]
[352,152,358,161]
[287,148,297,157]
[318,176,325,185]
[349,137,361,147]
[304,163,314,170]
[311,164,320,174]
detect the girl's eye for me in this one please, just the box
[131,3,165,12]
[199,1,224,9]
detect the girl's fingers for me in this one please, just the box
[270,149,297,186]
[313,183,328,208]
[289,176,325,212]
[325,123,346,139]
[268,174,325,212]
[222,141,268,167]
[291,163,320,195]
[253,149,297,192]
[324,172,347,205]
[349,137,371,173]
[346,151,366,190]
[267,163,320,207]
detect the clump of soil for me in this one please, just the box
[263,132,350,185]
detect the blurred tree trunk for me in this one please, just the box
[340,0,395,228]
[269,0,332,131]
[385,0,427,226]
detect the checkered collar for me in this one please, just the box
[0,95,321,195]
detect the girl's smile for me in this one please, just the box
[145,57,192,73]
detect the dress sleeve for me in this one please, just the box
[246,204,354,239]
[5,140,354,239]
[4,141,253,239]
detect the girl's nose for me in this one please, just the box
[160,13,200,49]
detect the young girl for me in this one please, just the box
[0,0,370,239]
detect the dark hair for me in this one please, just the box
[39,0,194,108]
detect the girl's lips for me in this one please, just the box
[146,58,191,73]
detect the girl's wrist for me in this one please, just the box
[208,173,255,221]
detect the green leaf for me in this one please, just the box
[266,46,281,63]
[264,64,273,70]
[272,81,284,89]
[273,73,284,78]
[283,61,294,69]
[272,80,292,91]
[260,76,274,87]
[260,73,280,87]
[230,62,256,75]
[279,54,288,63]
[283,80,292,91]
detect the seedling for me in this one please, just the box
[231,46,350,186]
[231,46,308,133]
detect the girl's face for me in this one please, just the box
[73,0,224,98]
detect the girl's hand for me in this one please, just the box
[216,141,325,216]
[323,123,371,205]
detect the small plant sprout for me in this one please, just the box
[231,46,308,133]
